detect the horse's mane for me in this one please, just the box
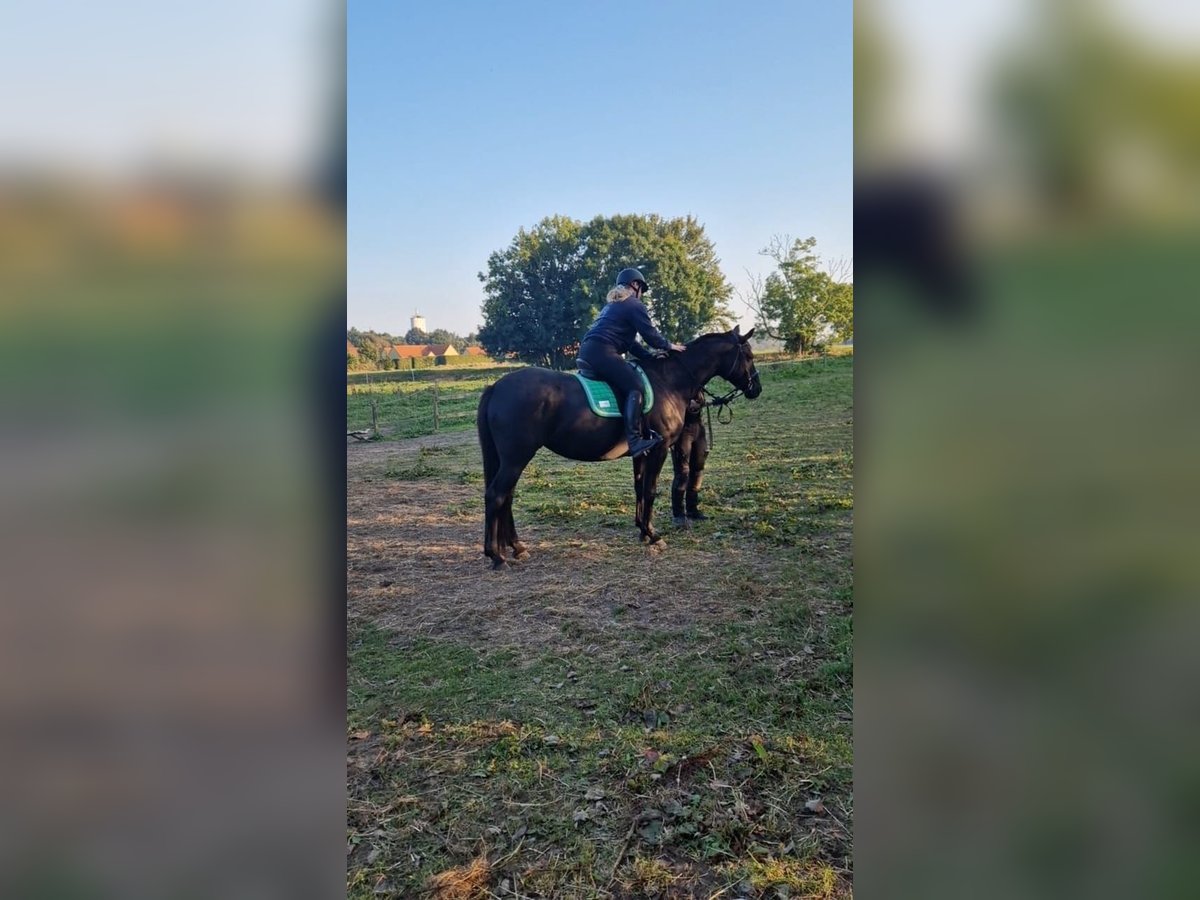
[630,331,738,388]
[634,331,734,368]
[686,330,737,349]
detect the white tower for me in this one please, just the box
[410,312,427,333]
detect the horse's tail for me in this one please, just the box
[477,383,499,490]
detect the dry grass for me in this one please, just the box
[424,855,491,899]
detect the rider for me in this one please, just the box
[578,267,685,458]
[671,392,710,521]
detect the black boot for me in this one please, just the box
[685,490,708,520]
[624,393,661,459]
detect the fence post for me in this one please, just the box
[370,395,379,437]
[432,383,440,433]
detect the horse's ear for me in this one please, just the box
[732,324,741,337]
[741,327,755,343]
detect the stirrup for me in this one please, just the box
[627,433,662,458]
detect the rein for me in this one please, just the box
[700,386,738,447]
[675,339,751,448]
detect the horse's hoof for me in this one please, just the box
[490,557,509,570]
[648,537,667,553]
[647,532,664,545]
[672,516,689,529]
[512,548,529,561]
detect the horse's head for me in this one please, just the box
[721,325,762,399]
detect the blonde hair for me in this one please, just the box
[606,285,636,303]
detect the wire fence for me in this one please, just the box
[346,361,519,386]
[347,373,492,440]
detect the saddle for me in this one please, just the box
[573,360,654,418]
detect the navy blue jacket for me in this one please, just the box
[582,298,671,355]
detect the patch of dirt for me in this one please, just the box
[347,440,789,656]
[347,429,477,471]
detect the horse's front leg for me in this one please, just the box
[639,446,669,544]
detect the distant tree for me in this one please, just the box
[426,328,459,348]
[348,334,373,365]
[366,336,392,366]
[404,326,427,345]
[477,216,592,369]
[352,328,428,369]
[746,236,853,353]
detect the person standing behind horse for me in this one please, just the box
[578,268,685,458]
[671,393,710,524]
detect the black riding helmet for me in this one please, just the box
[615,267,649,294]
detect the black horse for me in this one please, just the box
[476,326,762,568]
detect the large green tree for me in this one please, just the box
[477,216,592,369]
[582,213,734,341]
[477,213,733,368]
[749,236,853,353]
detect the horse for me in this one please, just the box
[475,326,762,568]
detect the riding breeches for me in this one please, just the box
[577,340,644,407]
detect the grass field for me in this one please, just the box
[346,356,853,898]
[347,377,494,438]
[346,352,849,442]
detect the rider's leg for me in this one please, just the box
[579,341,660,459]
[622,390,660,458]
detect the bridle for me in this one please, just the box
[674,337,760,442]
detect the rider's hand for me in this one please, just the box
[670,343,686,353]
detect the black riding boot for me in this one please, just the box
[624,393,661,459]
[685,490,707,520]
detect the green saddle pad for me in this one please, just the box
[574,363,654,418]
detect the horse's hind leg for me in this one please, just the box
[484,497,504,569]
[485,461,528,569]
[506,506,529,560]
[497,496,528,560]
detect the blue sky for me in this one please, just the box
[348,0,851,337]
